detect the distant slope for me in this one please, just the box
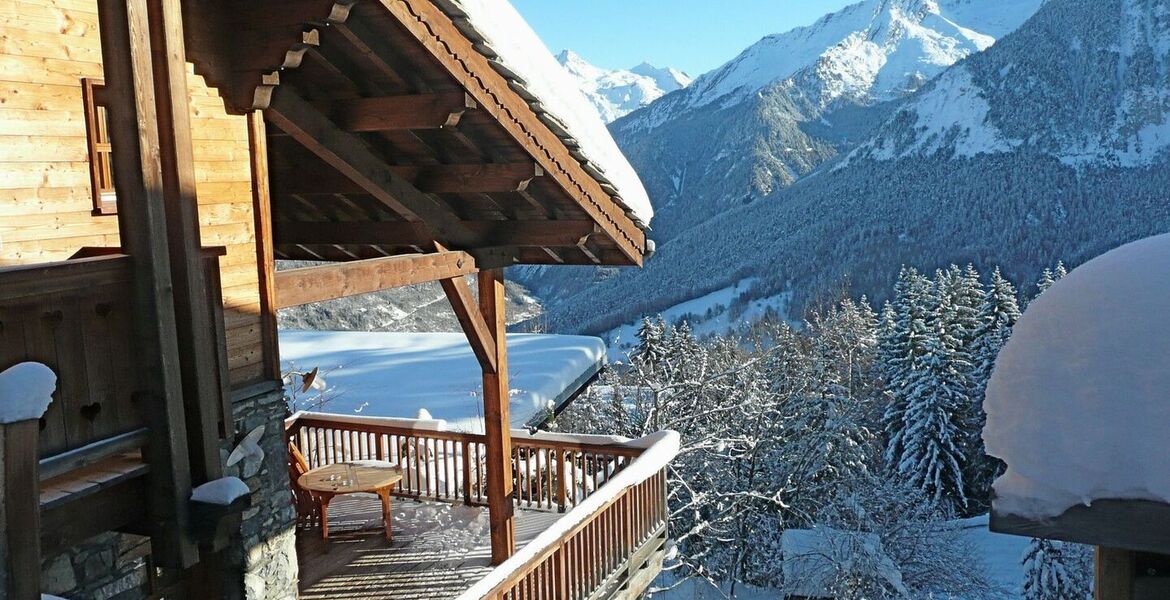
[556,50,691,123]
[536,0,1170,335]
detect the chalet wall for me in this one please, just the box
[0,0,269,388]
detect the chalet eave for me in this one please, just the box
[183,0,648,269]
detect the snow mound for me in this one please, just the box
[984,233,1170,519]
[190,477,250,506]
[0,362,57,423]
[436,0,653,225]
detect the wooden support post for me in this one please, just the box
[96,0,198,568]
[1097,546,1135,600]
[1,420,41,599]
[479,268,515,564]
[249,112,282,381]
[147,0,224,485]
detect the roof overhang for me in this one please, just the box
[184,0,648,272]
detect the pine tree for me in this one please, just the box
[1022,538,1087,600]
[896,320,970,510]
[1032,260,1068,304]
[631,316,667,367]
[882,267,935,468]
[964,269,1020,507]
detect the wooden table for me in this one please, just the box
[298,462,403,541]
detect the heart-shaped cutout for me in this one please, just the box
[80,402,102,422]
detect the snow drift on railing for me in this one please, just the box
[455,429,680,600]
[0,362,56,423]
[287,410,450,433]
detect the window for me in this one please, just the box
[82,78,116,215]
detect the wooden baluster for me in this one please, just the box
[556,450,568,513]
[461,439,472,504]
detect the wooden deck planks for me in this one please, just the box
[297,495,560,599]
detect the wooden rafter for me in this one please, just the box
[273,161,543,195]
[333,92,477,131]
[381,0,647,265]
[273,220,594,248]
[265,87,479,247]
[273,250,478,309]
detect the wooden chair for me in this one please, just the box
[288,441,323,530]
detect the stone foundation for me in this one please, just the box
[38,385,298,599]
[224,386,299,600]
[40,533,151,600]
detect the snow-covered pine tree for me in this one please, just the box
[1022,538,1090,600]
[1032,260,1068,304]
[965,269,1019,510]
[895,300,971,510]
[631,315,668,367]
[882,267,934,469]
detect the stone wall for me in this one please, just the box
[41,533,151,600]
[224,386,298,600]
[37,386,297,599]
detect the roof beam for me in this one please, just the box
[333,92,477,132]
[265,86,478,247]
[273,161,542,195]
[274,219,596,248]
[273,250,477,309]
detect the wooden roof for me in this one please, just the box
[183,0,648,268]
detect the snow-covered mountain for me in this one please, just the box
[853,0,1170,168]
[529,0,1170,337]
[521,0,1045,314]
[671,0,1044,115]
[556,50,691,122]
[604,0,1045,243]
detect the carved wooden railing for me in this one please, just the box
[285,412,678,600]
[0,255,142,458]
[285,412,645,513]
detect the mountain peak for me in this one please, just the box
[668,0,1043,113]
[556,49,692,122]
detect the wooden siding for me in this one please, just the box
[0,0,268,388]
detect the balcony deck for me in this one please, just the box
[297,495,560,599]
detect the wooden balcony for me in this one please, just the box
[286,413,678,600]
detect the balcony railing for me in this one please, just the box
[0,254,142,458]
[285,412,679,600]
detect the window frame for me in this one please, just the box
[81,77,117,216]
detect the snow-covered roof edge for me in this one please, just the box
[456,429,680,600]
[430,0,653,228]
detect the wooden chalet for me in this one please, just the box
[0,0,674,597]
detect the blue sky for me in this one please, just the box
[511,0,857,76]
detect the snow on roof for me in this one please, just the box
[430,0,653,227]
[781,526,907,598]
[0,362,57,424]
[279,331,606,432]
[984,233,1170,520]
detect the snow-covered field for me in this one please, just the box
[603,278,791,360]
[649,515,1030,599]
[279,331,605,432]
